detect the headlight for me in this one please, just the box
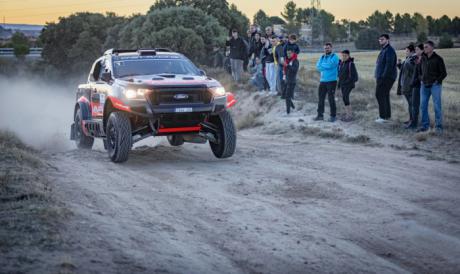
[123,89,149,99]
[209,86,226,97]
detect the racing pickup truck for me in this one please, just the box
[70,48,237,163]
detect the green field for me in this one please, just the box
[297,48,460,133]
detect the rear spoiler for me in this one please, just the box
[104,48,172,56]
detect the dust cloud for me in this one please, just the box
[0,76,76,152]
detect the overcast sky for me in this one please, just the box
[1,0,459,25]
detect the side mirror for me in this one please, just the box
[199,69,206,76]
[101,71,112,82]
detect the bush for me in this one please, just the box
[355,28,380,50]
[13,44,29,59]
[417,32,428,43]
[438,33,454,48]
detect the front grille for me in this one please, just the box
[150,86,212,105]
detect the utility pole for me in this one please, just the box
[310,0,322,45]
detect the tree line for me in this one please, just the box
[13,0,458,77]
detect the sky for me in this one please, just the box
[0,0,459,25]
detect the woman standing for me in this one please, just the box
[337,50,359,122]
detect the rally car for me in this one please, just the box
[70,48,237,163]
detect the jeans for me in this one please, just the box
[251,76,265,90]
[375,78,395,119]
[420,84,443,129]
[318,81,337,117]
[277,64,284,93]
[230,58,243,83]
[285,83,296,114]
[265,63,277,92]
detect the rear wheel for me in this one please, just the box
[167,135,184,146]
[209,111,236,158]
[74,108,94,149]
[106,112,132,163]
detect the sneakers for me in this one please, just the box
[329,117,337,123]
[375,118,387,124]
[435,127,444,135]
[313,116,324,121]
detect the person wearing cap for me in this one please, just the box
[338,50,359,122]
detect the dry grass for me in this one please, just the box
[298,48,460,135]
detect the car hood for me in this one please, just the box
[115,74,220,87]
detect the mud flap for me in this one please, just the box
[70,123,76,140]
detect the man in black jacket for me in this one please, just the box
[417,40,448,133]
[283,49,299,115]
[226,29,247,83]
[397,44,417,127]
[374,34,397,123]
[338,50,358,122]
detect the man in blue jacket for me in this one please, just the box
[315,42,340,122]
[375,34,397,123]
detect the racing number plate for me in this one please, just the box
[175,107,193,113]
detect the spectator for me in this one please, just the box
[250,57,265,92]
[265,26,274,38]
[274,36,286,95]
[259,36,270,92]
[338,50,359,122]
[315,42,340,122]
[226,29,247,83]
[249,25,258,40]
[249,32,263,67]
[265,36,278,96]
[397,44,417,128]
[284,34,300,57]
[241,30,251,72]
[408,43,424,129]
[375,34,397,123]
[417,41,448,133]
[283,49,299,115]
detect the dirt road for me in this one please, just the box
[32,130,460,274]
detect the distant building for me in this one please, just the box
[0,24,43,39]
[300,23,312,43]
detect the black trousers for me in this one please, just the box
[404,92,413,121]
[285,82,296,114]
[375,78,395,119]
[341,86,354,106]
[411,87,421,127]
[318,81,337,117]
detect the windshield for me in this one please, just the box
[112,56,200,78]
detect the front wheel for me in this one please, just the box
[74,108,94,149]
[106,112,132,163]
[209,111,236,159]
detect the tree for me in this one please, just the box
[40,12,125,75]
[438,33,454,48]
[149,0,249,35]
[311,10,335,42]
[355,28,380,50]
[452,17,460,36]
[394,13,414,35]
[281,1,300,34]
[367,10,394,33]
[417,32,428,43]
[119,6,225,63]
[412,13,428,36]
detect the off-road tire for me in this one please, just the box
[167,135,184,146]
[74,108,94,149]
[209,111,236,158]
[106,112,132,163]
